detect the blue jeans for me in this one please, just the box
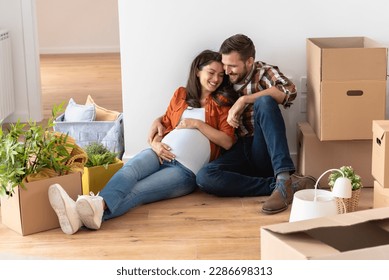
[100,149,196,220]
[196,96,295,197]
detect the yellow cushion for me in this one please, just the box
[85,95,120,121]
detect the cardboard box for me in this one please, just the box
[306,37,387,140]
[297,122,373,187]
[372,120,389,187]
[0,172,82,236]
[82,159,123,194]
[261,207,389,259]
[374,180,389,208]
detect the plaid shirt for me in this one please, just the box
[234,61,297,137]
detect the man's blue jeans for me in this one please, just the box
[196,95,295,197]
[100,149,196,220]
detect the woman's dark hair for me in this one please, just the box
[213,85,239,107]
[219,34,255,62]
[186,50,235,108]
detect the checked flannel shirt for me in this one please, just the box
[234,61,297,137]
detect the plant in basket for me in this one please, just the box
[328,166,362,212]
[82,142,123,195]
[84,142,118,169]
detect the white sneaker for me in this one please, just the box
[76,193,104,230]
[48,184,83,235]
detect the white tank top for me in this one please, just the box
[162,107,210,174]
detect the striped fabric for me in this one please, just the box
[235,61,297,137]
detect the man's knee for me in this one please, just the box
[196,165,223,194]
[254,95,276,110]
[196,166,211,190]
[253,95,282,123]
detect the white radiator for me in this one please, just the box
[0,30,15,121]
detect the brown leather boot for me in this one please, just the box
[291,174,318,191]
[261,175,318,215]
[262,178,293,215]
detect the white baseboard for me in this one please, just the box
[121,152,133,164]
[122,151,299,171]
[39,46,120,54]
[3,111,41,123]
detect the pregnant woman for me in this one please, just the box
[48,49,238,234]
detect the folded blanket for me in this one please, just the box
[25,132,88,182]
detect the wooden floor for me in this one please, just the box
[0,188,375,260]
[39,53,122,120]
[0,54,375,260]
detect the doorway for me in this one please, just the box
[35,0,122,120]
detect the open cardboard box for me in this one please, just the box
[0,172,82,236]
[261,207,389,259]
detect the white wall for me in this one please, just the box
[119,0,389,162]
[0,0,42,122]
[36,0,120,54]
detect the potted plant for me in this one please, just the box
[328,165,362,213]
[82,142,123,195]
[0,104,75,195]
[0,104,85,235]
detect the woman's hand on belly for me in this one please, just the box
[151,141,176,164]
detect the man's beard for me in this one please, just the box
[229,67,248,84]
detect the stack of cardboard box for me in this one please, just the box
[297,37,388,188]
[372,120,389,207]
[260,37,389,260]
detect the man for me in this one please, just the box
[149,34,316,214]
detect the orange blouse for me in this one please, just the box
[161,87,235,161]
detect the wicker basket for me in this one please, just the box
[336,188,361,213]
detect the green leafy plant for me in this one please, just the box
[84,142,118,169]
[328,166,363,191]
[0,103,74,197]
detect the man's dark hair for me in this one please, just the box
[219,34,256,61]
